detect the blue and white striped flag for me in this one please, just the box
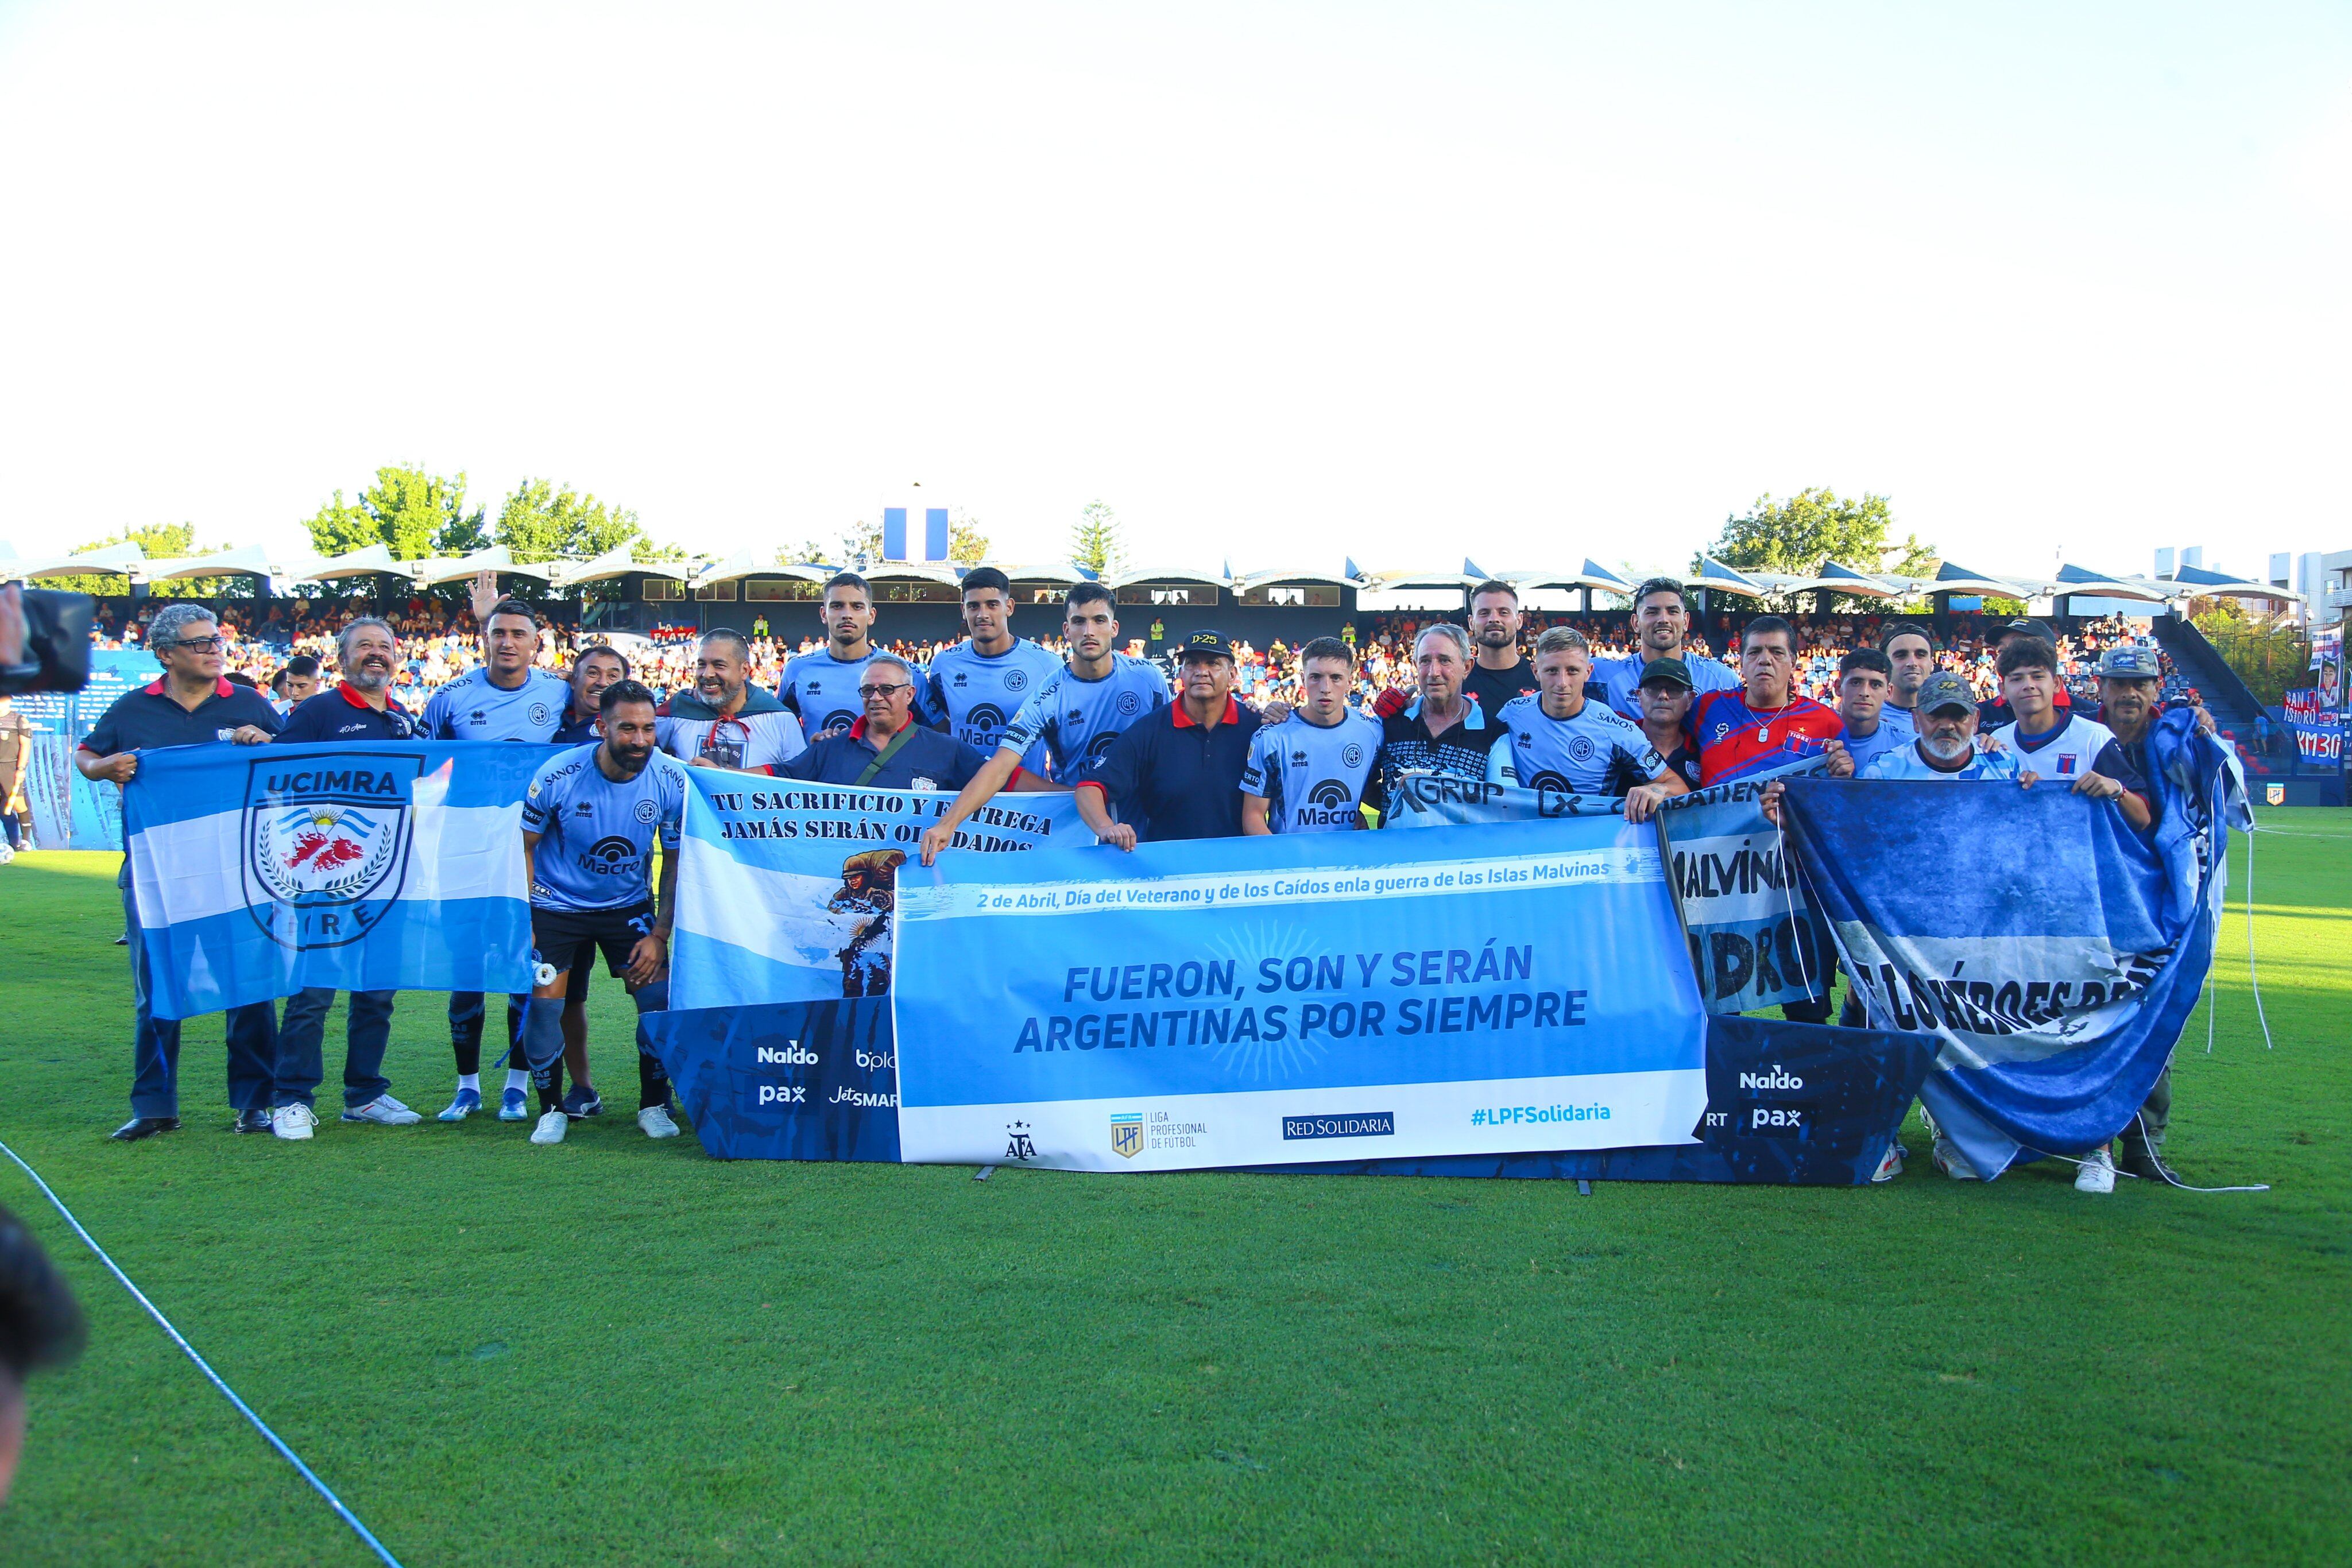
[670,772,1093,1011]
[125,742,550,1019]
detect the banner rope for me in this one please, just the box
[0,1138,405,1568]
[2242,810,2274,1051]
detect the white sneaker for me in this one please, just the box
[1931,1136,1977,1180]
[529,1110,568,1145]
[272,1104,317,1141]
[2075,1146,2117,1194]
[1870,1140,1905,1183]
[639,1105,680,1140]
[342,1095,424,1126]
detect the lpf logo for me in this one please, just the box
[241,753,425,949]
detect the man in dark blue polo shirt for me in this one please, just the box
[75,603,283,1143]
[269,617,425,1137]
[554,644,629,744]
[1081,630,1263,846]
[774,652,993,789]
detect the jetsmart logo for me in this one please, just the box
[757,1044,818,1066]
[1739,1066,1804,1091]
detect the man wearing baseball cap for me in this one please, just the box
[1633,655,1702,788]
[1080,630,1263,846]
[1859,672,2033,781]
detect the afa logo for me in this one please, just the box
[1115,691,1142,716]
[241,753,425,950]
[1111,1110,1143,1159]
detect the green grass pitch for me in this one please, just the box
[0,811,2345,1565]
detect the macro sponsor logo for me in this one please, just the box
[1281,1110,1394,1141]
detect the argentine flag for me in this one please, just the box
[125,742,550,1019]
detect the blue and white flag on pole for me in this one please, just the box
[891,816,1707,1171]
[125,742,547,1019]
[1779,711,2239,1176]
[669,773,1092,1011]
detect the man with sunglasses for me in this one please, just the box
[75,603,283,1142]
[773,653,995,791]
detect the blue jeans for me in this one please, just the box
[275,988,395,1110]
[122,870,277,1118]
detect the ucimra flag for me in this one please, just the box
[125,742,548,1019]
[669,773,1093,1011]
[1779,711,2239,1177]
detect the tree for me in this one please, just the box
[47,522,252,597]
[1070,500,1124,578]
[1702,487,1936,609]
[495,478,644,563]
[301,464,486,559]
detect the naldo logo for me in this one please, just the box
[757,1042,819,1066]
[241,752,424,950]
[1738,1064,1805,1091]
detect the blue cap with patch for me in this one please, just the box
[2096,645,2161,679]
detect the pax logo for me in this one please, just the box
[1738,1065,1805,1091]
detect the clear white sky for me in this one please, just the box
[1,0,2346,580]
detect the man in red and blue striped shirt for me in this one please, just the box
[1690,615,1847,785]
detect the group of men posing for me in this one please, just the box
[80,570,2197,1184]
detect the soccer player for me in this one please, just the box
[776,654,995,790]
[1373,624,1494,793]
[1689,616,1847,786]
[1631,656,1701,788]
[516,680,688,1146]
[1589,578,1742,721]
[1241,637,1383,833]
[920,566,1061,773]
[269,618,425,1134]
[1488,627,1687,822]
[75,604,283,1142]
[420,587,571,1124]
[915,582,1167,863]
[1831,648,1907,777]
[278,655,322,715]
[1460,580,1539,715]
[1081,631,1262,847]
[779,572,889,744]
[1988,640,2127,800]
[1878,622,1934,735]
[657,629,807,772]
[555,644,629,744]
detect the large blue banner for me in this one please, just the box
[641,1001,900,1162]
[124,742,548,1019]
[1383,765,1831,1013]
[1779,711,2237,1176]
[13,648,150,850]
[670,773,1093,1011]
[889,816,1709,1170]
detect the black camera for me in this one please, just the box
[0,586,94,696]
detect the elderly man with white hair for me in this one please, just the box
[772,652,995,791]
[74,602,284,1142]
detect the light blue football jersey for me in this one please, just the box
[778,647,891,745]
[1239,708,1383,832]
[922,637,1062,773]
[1836,719,1909,779]
[1859,742,2023,781]
[1589,650,1742,722]
[520,744,688,912]
[996,655,1170,785]
[1487,694,1668,795]
[420,667,570,742]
